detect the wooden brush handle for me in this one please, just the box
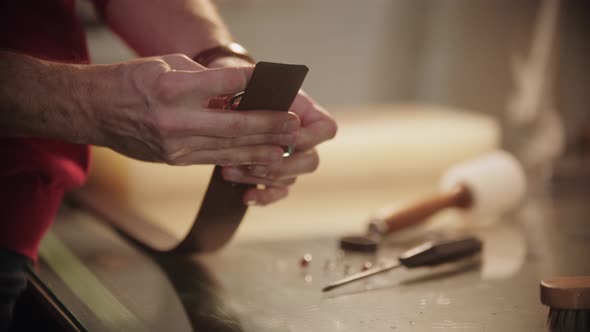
[541,276,590,309]
[370,184,472,235]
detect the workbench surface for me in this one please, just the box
[35,190,589,332]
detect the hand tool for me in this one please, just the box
[367,150,526,237]
[323,235,482,292]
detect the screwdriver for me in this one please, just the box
[322,235,483,292]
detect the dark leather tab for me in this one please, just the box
[237,62,308,111]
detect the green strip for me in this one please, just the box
[39,232,146,332]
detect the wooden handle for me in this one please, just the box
[380,184,472,234]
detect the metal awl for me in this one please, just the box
[322,235,483,292]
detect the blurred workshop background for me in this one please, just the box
[76,0,590,241]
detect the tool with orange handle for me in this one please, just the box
[367,150,527,237]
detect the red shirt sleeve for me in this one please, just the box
[0,0,91,260]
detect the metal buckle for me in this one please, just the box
[225,91,244,111]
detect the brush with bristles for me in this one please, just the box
[541,276,590,331]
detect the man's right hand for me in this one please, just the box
[88,54,300,166]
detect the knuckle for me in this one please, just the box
[164,157,178,166]
[167,53,190,61]
[251,148,272,164]
[154,74,179,101]
[161,144,179,165]
[150,58,171,69]
[159,140,192,166]
[167,53,198,67]
[162,152,178,165]
[128,58,169,96]
[223,115,247,137]
[144,59,172,79]
[222,67,248,92]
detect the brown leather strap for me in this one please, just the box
[69,62,308,254]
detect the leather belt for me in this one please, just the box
[69,62,308,254]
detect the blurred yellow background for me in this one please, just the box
[76,0,589,242]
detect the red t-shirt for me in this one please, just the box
[0,0,108,260]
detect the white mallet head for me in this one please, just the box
[440,150,527,218]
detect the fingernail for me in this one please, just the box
[283,118,300,132]
[249,165,269,177]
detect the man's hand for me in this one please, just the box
[208,57,338,206]
[0,51,335,206]
[95,0,338,206]
[88,54,300,167]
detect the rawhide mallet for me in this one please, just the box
[367,150,527,237]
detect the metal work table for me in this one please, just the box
[33,189,590,332]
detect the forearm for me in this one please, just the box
[103,0,233,57]
[0,51,121,144]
